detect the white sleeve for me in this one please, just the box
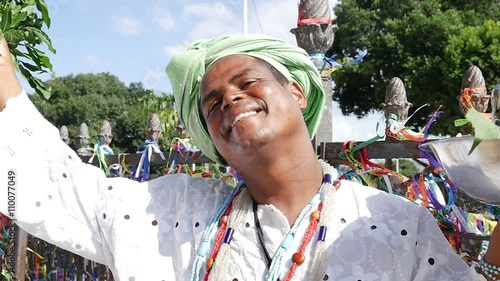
[0,90,140,265]
[412,205,487,281]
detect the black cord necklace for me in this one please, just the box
[252,200,281,281]
[252,200,273,267]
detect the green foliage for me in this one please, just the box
[466,108,500,153]
[331,0,500,136]
[29,73,179,153]
[0,0,55,99]
[444,20,500,93]
[138,92,179,144]
[392,159,420,178]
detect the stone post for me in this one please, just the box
[290,0,338,149]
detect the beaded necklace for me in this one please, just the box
[190,160,338,281]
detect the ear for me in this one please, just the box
[288,81,307,110]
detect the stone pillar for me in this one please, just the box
[290,0,338,149]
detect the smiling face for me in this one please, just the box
[200,55,308,166]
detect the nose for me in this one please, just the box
[220,90,244,111]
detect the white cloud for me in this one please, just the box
[179,0,341,44]
[184,2,231,18]
[141,65,170,91]
[86,54,102,69]
[248,0,340,45]
[247,0,298,44]
[333,115,354,140]
[332,101,385,141]
[149,5,175,31]
[164,43,189,57]
[183,2,240,41]
[112,14,143,36]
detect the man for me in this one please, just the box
[0,34,498,280]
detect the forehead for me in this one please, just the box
[207,54,260,74]
[201,55,267,91]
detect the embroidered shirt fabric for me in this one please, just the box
[0,91,486,281]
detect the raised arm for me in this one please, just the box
[0,37,148,268]
[0,36,113,265]
[0,36,233,281]
[480,228,500,280]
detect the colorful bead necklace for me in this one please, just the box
[190,160,339,281]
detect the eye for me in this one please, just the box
[206,101,220,117]
[240,80,257,90]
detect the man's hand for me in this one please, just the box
[0,37,22,111]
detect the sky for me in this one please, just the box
[20,0,383,142]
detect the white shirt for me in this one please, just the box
[0,91,486,281]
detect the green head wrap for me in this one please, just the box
[166,34,325,165]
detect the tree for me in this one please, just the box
[0,0,55,99]
[138,92,180,146]
[443,20,500,95]
[29,73,178,153]
[392,159,420,178]
[330,0,500,136]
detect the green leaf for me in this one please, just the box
[10,48,30,59]
[6,0,55,100]
[465,108,500,154]
[20,60,46,73]
[3,29,23,46]
[0,7,12,33]
[24,44,43,69]
[25,73,51,99]
[454,119,469,127]
[25,44,52,70]
[17,59,31,77]
[31,77,51,99]
[10,10,27,29]
[34,48,52,68]
[25,26,55,53]
[35,0,50,28]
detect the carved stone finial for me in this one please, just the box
[380,77,413,121]
[98,120,113,146]
[76,123,92,156]
[491,84,500,125]
[77,123,90,140]
[456,67,490,233]
[459,65,490,115]
[147,113,163,142]
[290,0,338,72]
[59,126,70,145]
[172,122,190,139]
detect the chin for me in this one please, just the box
[232,124,274,143]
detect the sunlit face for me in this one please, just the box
[200,55,307,165]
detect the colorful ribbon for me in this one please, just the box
[166,138,200,174]
[89,141,114,176]
[310,50,368,77]
[131,140,165,182]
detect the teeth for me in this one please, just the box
[231,111,257,127]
